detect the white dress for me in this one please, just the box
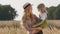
[39,12,47,20]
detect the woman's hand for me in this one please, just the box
[29,28,35,31]
[32,25,37,28]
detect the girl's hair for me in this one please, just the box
[37,3,48,13]
[37,3,45,9]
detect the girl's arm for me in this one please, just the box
[33,20,45,27]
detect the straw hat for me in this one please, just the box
[23,2,31,9]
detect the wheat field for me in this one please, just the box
[0,20,60,34]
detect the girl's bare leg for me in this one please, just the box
[32,27,43,34]
[29,28,37,34]
[35,27,42,30]
[29,27,42,34]
[31,30,37,34]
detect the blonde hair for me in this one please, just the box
[23,5,32,18]
[37,3,45,9]
[37,3,48,13]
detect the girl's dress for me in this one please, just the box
[35,12,47,28]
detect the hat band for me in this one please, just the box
[24,4,31,9]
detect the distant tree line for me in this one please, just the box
[0,4,17,20]
[47,4,60,20]
[0,4,60,20]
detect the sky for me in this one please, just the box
[0,0,60,21]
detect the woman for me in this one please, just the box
[22,3,38,34]
[33,3,48,34]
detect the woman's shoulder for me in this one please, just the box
[32,14,38,19]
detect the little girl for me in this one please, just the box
[32,3,48,34]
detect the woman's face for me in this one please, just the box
[28,5,32,14]
[25,5,32,16]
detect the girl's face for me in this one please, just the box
[38,7,45,13]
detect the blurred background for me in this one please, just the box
[0,0,60,21]
[0,0,59,34]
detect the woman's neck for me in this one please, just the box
[25,13,32,17]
